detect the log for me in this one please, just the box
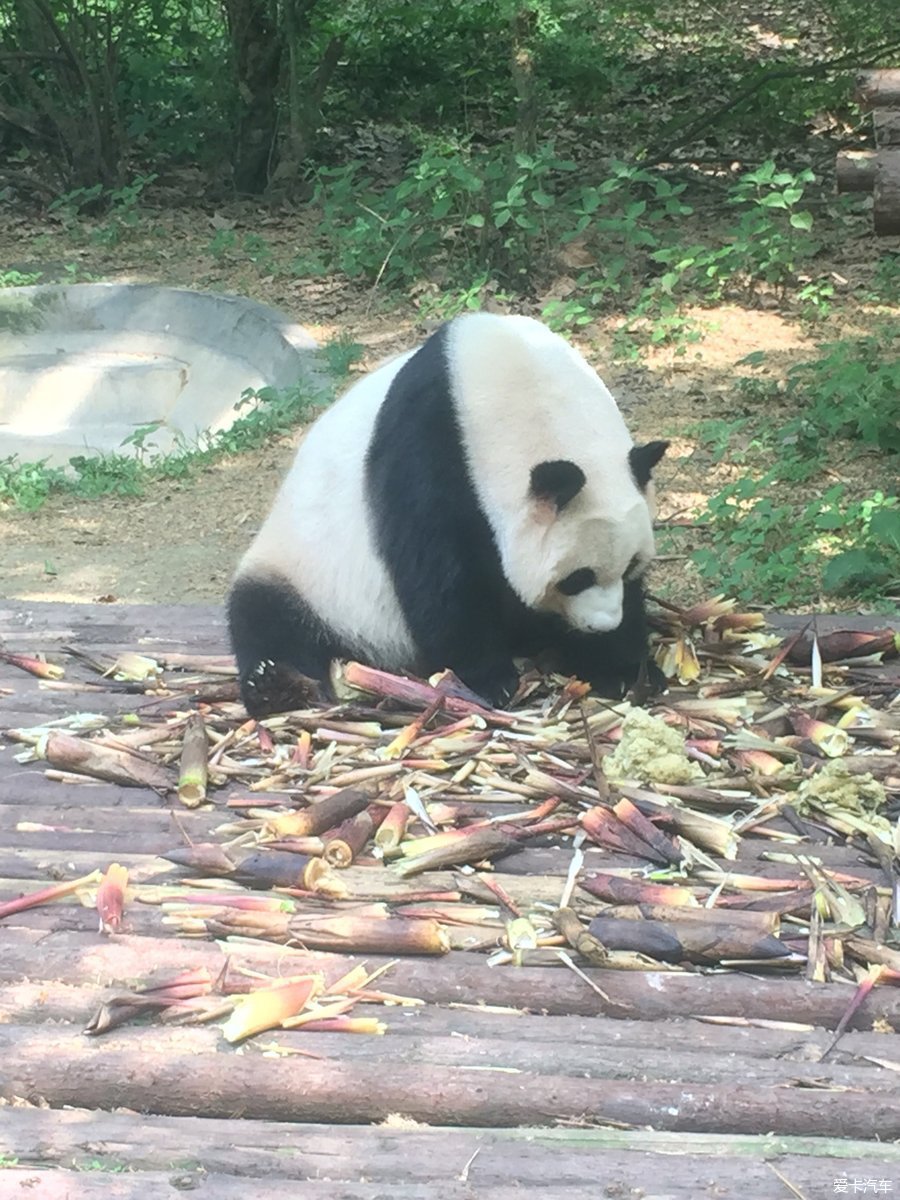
[2,928,900,1030]
[1,974,900,1060]
[4,1109,900,1195]
[0,1024,898,1135]
[836,149,878,192]
[874,150,900,234]
[0,1171,609,1200]
[856,69,900,109]
[874,108,900,146]
[4,975,900,1062]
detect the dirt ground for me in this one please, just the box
[0,203,889,610]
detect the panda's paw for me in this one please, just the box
[456,660,520,709]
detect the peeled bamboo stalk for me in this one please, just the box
[374,801,410,853]
[178,713,210,807]
[266,786,376,838]
[553,906,608,965]
[323,806,388,867]
[394,826,521,877]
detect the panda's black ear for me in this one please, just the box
[629,441,669,490]
[530,460,586,512]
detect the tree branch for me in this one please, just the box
[649,38,900,160]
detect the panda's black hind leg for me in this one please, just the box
[227,575,342,716]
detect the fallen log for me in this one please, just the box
[874,108,900,146]
[874,150,900,234]
[2,928,900,1029]
[0,1170,606,1200]
[4,977,900,1062]
[0,1024,898,1136]
[856,69,900,109]
[5,1109,900,1199]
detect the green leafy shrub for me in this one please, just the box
[692,329,900,604]
[823,505,900,597]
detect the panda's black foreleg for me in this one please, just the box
[380,540,520,707]
[227,574,343,716]
[550,579,663,699]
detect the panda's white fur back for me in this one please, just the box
[236,347,418,667]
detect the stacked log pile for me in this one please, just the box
[836,68,900,234]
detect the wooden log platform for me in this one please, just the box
[1,599,899,1198]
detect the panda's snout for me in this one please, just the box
[567,584,624,634]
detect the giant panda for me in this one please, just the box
[228,313,667,717]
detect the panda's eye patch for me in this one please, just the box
[557,568,596,596]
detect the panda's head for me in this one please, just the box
[507,439,668,633]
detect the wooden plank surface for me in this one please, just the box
[1,598,899,1195]
[2,1109,900,1197]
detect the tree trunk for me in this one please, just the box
[223,0,283,193]
[271,21,344,193]
[510,5,538,154]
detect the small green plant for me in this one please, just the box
[75,1158,129,1173]
[0,455,68,510]
[693,329,900,604]
[68,452,147,500]
[207,229,238,258]
[867,252,900,305]
[320,336,364,378]
[0,341,350,513]
[49,174,158,245]
[0,268,41,287]
[213,378,329,455]
[241,233,275,271]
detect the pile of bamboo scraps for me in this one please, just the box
[2,598,899,1046]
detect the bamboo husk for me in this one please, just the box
[0,650,65,679]
[39,731,173,790]
[580,806,668,862]
[95,862,129,933]
[178,713,210,807]
[579,873,697,908]
[85,968,216,1035]
[232,851,336,892]
[339,661,516,726]
[206,910,450,955]
[613,797,682,865]
[785,630,898,666]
